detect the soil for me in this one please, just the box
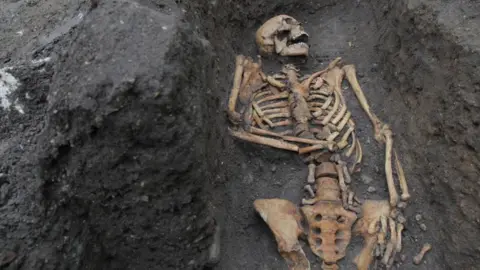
[0,0,479,270]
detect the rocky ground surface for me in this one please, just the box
[0,0,479,269]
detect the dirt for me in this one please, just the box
[0,0,479,269]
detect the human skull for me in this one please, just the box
[256,15,309,57]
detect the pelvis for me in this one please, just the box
[254,162,357,270]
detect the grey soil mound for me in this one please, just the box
[0,0,479,269]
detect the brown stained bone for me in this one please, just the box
[254,199,311,270]
[272,119,292,127]
[337,126,354,150]
[395,150,410,201]
[308,163,316,184]
[353,200,391,270]
[229,128,298,152]
[382,218,398,265]
[384,130,399,207]
[342,64,386,143]
[258,91,290,105]
[308,94,329,101]
[349,139,363,173]
[331,105,347,125]
[336,111,351,131]
[227,55,246,122]
[342,64,404,207]
[256,15,309,57]
[312,77,324,89]
[396,223,404,252]
[266,76,286,88]
[321,67,346,103]
[345,132,356,157]
[248,127,328,146]
[326,131,340,142]
[348,191,354,206]
[255,89,272,100]
[378,215,388,255]
[298,143,330,154]
[304,185,315,198]
[239,57,264,105]
[302,57,343,90]
[260,101,289,110]
[263,107,290,114]
[336,164,348,208]
[301,162,357,268]
[252,110,268,129]
[413,243,432,265]
[321,91,340,125]
[267,112,291,119]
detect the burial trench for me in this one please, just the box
[0,0,479,269]
[191,0,480,269]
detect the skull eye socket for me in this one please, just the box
[284,18,294,24]
[337,216,346,223]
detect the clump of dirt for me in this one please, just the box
[0,0,479,269]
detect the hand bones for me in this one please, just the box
[256,15,309,57]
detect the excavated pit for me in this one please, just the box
[0,0,479,269]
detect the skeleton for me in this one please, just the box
[226,55,409,269]
[226,17,410,269]
[256,15,309,57]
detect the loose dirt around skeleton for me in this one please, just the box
[215,2,433,270]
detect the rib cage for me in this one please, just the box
[248,77,361,170]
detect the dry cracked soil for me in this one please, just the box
[0,0,479,269]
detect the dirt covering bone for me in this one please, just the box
[227,14,426,270]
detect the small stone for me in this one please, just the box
[400,254,406,262]
[271,165,276,172]
[367,186,376,193]
[420,223,427,231]
[397,201,407,209]
[397,214,407,224]
[415,214,422,222]
[140,195,149,202]
[361,174,373,184]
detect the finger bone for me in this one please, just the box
[396,223,404,252]
[413,243,432,265]
[304,184,315,197]
[308,164,316,184]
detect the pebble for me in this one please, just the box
[415,214,422,222]
[361,174,373,184]
[397,202,407,209]
[420,223,427,231]
[271,165,276,172]
[397,214,407,224]
[367,186,376,193]
[140,195,149,202]
[400,254,406,262]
